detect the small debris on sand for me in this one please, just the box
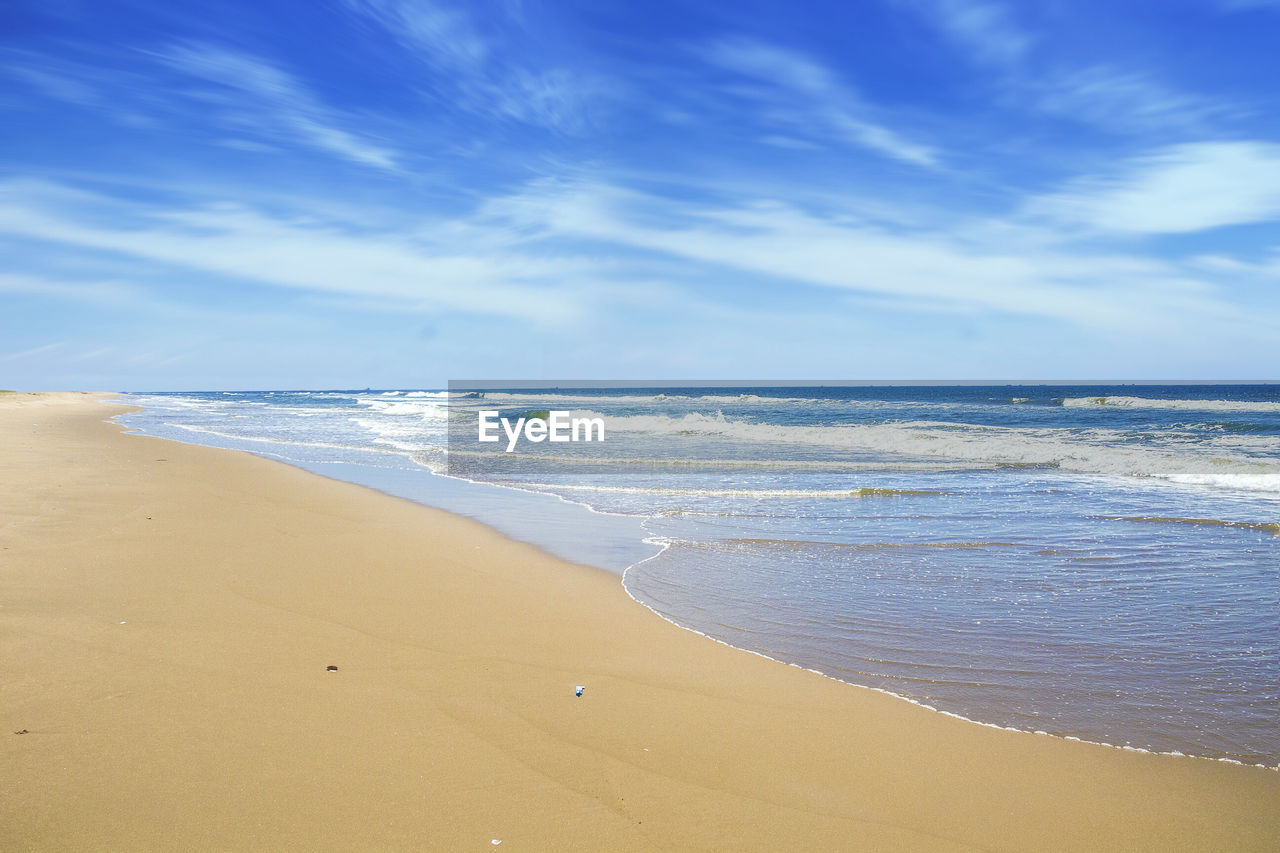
[326,665,339,672]
[15,729,29,735]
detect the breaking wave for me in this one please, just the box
[1062,395,1280,413]
[570,410,1280,492]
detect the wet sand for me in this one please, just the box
[2,393,1277,850]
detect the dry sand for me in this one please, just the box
[2,392,1277,851]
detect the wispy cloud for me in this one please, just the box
[4,55,100,106]
[896,2,1234,136]
[702,37,939,167]
[4,163,1277,385]
[158,42,401,171]
[898,0,1032,67]
[1026,141,1280,234]
[5,0,1279,386]
[1,48,164,127]
[485,67,606,133]
[0,179,599,324]
[482,177,1249,336]
[342,0,607,133]
[343,0,489,71]
[4,43,404,170]
[0,271,147,306]
[0,341,66,363]
[1033,65,1238,135]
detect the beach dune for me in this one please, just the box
[2,393,1277,850]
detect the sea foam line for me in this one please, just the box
[504,483,946,499]
[1062,395,1280,413]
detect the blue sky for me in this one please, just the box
[3,0,1279,388]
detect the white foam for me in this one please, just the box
[1062,395,1280,413]
[569,410,1280,493]
[163,422,403,455]
[357,399,448,418]
[507,482,925,499]
[1167,473,1280,491]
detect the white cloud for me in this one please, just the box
[486,67,605,133]
[896,3,1233,136]
[3,43,402,167]
[5,164,1276,363]
[343,0,489,71]
[1034,66,1236,134]
[159,42,401,170]
[5,60,99,106]
[1,49,164,128]
[898,0,1031,67]
[0,180,596,324]
[759,135,822,151]
[342,0,606,132]
[1027,141,1280,234]
[483,178,1247,335]
[0,341,66,363]
[702,37,939,168]
[0,271,145,306]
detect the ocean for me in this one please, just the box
[116,385,1280,767]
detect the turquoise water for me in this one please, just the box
[117,385,1280,766]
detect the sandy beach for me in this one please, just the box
[2,393,1277,851]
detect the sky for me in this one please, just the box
[3,0,1280,389]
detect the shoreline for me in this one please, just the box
[617,553,1280,773]
[3,392,1278,850]
[121,396,1276,769]
[117,401,1267,768]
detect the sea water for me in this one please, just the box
[116,385,1280,766]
